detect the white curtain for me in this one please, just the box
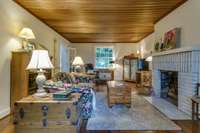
[60,43,69,72]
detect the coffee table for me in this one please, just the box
[107,81,132,107]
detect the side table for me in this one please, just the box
[191,96,200,120]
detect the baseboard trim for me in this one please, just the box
[0,108,10,119]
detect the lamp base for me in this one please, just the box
[34,91,47,97]
[34,69,47,97]
[75,65,81,73]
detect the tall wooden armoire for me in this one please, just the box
[11,51,30,112]
[11,50,51,112]
[123,54,138,82]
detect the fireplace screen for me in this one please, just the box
[160,71,178,106]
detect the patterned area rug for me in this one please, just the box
[87,92,181,131]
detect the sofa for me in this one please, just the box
[52,72,96,88]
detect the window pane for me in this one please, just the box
[95,47,113,68]
[96,48,99,52]
[96,52,99,57]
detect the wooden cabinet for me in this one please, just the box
[123,55,138,82]
[11,51,30,112]
[136,71,152,88]
[11,51,51,112]
[96,69,114,85]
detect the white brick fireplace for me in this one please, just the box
[152,47,200,116]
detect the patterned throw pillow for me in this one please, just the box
[69,73,76,84]
[53,72,95,84]
[53,72,72,83]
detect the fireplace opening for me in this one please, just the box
[160,70,178,106]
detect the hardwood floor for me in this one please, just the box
[0,115,199,133]
[1,84,199,133]
[0,115,15,133]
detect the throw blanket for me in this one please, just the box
[72,87,95,120]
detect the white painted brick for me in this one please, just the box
[153,50,200,116]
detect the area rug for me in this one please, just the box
[87,92,181,131]
[144,96,191,120]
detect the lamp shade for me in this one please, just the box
[137,50,140,54]
[18,27,35,39]
[72,56,84,66]
[27,50,54,70]
[145,56,152,62]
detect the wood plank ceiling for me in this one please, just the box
[14,0,187,43]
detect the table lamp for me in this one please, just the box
[27,50,54,97]
[18,27,35,50]
[145,56,152,62]
[72,56,84,72]
[137,50,141,58]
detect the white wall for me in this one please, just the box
[0,0,70,119]
[140,33,155,58]
[140,0,200,56]
[72,43,95,64]
[70,43,140,80]
[155,0,200,47]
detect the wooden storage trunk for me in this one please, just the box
[14,95,79,133]
[107,81,132,107]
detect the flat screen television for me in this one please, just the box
[137,59,149,70]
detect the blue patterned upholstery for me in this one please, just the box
[72,88,94,120]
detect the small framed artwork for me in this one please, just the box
[27,42,36,51]
[163,28,181,50]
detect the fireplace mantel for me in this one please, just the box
[152,47,200,73]
[152,47,200,57]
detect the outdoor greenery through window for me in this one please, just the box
[95,47,113,68]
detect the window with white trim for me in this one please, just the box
[95,47,113,68]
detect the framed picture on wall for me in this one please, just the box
[26,42,36,51]
[163,28,181,50]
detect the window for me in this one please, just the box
[95,47,113,68]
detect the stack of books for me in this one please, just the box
[53,89,72,101]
